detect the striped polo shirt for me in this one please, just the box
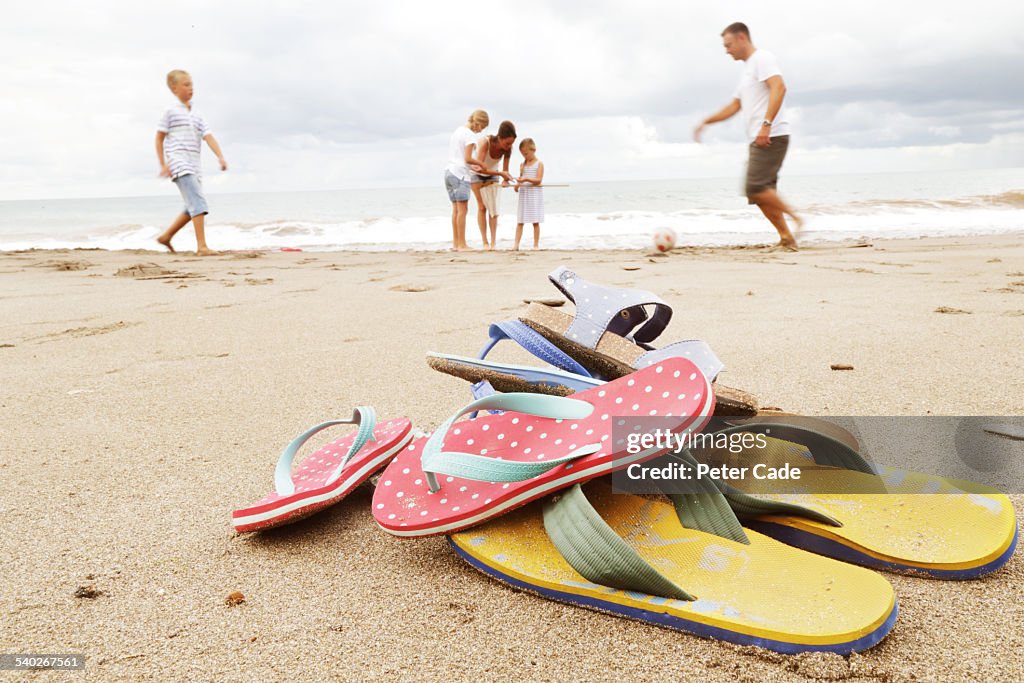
[157,101,211,179]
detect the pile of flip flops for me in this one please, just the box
[231,266,1018,655]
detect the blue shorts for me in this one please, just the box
[444,170,471,203]
[174,173,209,217]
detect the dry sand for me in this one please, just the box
[1,236,1022,681]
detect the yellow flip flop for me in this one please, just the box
[450,478,897,654]
[691,421,1018,579]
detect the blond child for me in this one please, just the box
[514,138,544,250]
[445,110,489,251]
[155,69,228,255]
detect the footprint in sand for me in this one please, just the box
[115,263,175,278]
[32,259,92,271]
[388,284,432,292]
[934,306,971,315]
[244,278,274,285]
[34,321,140,343]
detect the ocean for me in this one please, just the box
[1,168,1021,252]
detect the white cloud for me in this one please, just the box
[0,1,1022,200]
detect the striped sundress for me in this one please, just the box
[517,161,544,224]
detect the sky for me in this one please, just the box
[1,1,1022,200]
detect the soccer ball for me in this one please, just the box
[652,228,677,253]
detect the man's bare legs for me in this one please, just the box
[751,189,800,251]
[451,201,471,251]
[157,211,216,255]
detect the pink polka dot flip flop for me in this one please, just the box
[232,407,413,533]
[373,358,714,537]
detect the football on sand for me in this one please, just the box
[652,228,677,253]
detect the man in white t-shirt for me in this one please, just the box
[694,23,801,251]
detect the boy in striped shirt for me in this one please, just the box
[156,69,228,255]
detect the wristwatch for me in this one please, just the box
[761,119,773,127]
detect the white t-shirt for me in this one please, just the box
[733,49,790,142]
[446,125,481,180]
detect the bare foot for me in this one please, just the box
[196,248,221,256]
[157,237,176,253]
[767,242,798,253]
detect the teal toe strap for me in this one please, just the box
[274,406,378,496]
[421,393,600,492]
[543,484,694,601]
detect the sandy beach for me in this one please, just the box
[1,236,1022,681]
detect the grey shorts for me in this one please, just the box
[173,173,209,216]
[745,135,789,202]
[445,170,472,203]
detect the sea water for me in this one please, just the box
[1,168,1021,252]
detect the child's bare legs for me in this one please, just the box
[450,202,459,249]
[190,214,217,255]
[159,212,216,255]
[471,182,489,248]
[514,223,524,251]
[157,212,190,253]
[532,223,541,250]
[451,201,471,250]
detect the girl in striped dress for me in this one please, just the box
[514,138,544,250]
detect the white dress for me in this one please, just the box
[517,161,544,224]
